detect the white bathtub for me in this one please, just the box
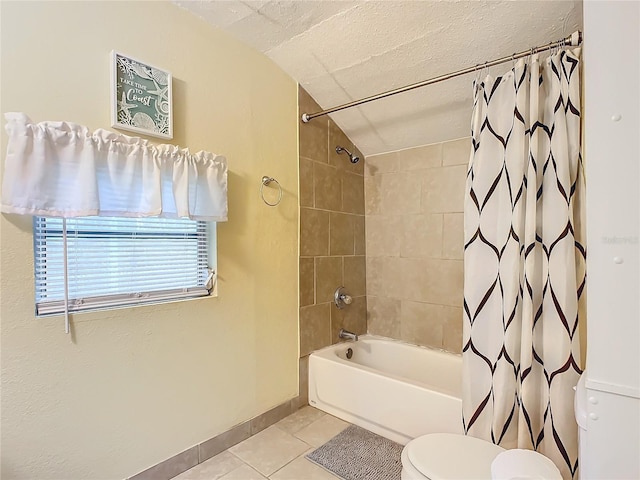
[308,335,463,445]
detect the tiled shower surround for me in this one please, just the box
[297,87,366,406]
[364,138,471,353]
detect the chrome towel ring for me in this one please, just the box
[260,176,282,206]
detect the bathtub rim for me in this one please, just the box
[309,334,462,400]
[312,333,463,358]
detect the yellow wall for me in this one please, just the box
[0,2,299,479]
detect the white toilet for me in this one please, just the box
[400,432,563,480]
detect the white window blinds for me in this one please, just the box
[34,216,212,315]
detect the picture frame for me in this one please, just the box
[110,51,173,139]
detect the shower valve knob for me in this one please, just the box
[334,286,352,309]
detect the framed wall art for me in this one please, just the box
[110,51,173,139]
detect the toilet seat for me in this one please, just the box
[404,433,505,479]
[491,449,562,480]
[402,433,563,480]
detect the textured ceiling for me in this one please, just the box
[175,1,583,156]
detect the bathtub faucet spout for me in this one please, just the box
[339,329,358,341]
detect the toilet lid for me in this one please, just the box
[491,449,563,480]
[406,434,505,480]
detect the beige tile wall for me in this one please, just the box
[298,87,367,403]
[365,138,471,353]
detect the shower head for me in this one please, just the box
[335,146,360,164]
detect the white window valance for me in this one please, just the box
[1,113,227,221]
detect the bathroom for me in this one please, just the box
[0,1,638,480]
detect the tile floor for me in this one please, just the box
[172,407,351,480]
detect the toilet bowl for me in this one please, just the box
[401,433,562,480]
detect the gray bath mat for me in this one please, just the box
[306,424,403,480]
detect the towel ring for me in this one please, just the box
[260,176,282,206]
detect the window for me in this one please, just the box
[34,216,214,316]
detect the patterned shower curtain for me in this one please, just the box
[462,49,585,480]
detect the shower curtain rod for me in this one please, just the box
[301,31,583,123]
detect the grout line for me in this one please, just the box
[267,441,315,478]
[312,255,316,306]
[228,450,244,462]
[300,206,366,216]
[441,213,445,258]
[300,254,366,259]
[311,157,316,210]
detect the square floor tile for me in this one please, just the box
[293,415,349,448]
[172,451,244,480]
[228,426,310,476]
[276,406,326,435]
[219,464,267,480]
[271,449,340,480]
